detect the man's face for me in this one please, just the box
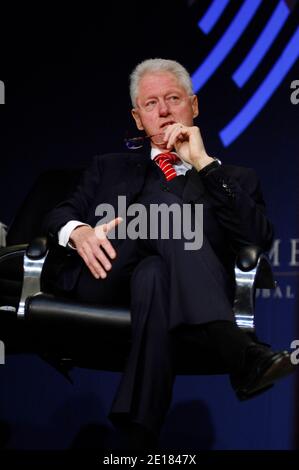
[132,71,198,149]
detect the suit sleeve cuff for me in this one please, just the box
[198,159,221,177]
[58,220,90,249]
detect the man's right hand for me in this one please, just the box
[69,217,123,279]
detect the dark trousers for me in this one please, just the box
[107,256,252,435]
[109,256,175,433]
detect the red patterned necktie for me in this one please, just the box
[154,152,181,181]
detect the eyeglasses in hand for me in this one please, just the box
[124,133,166,150]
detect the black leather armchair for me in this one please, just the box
[0,169,276,377]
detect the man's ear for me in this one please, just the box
[131,108,144,131]
[191,95,199,118]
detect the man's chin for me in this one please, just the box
[152,143,171,151]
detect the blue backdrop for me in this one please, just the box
[0,0,298,452]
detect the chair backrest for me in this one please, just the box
[6,169,83,245]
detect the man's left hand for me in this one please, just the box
[163,123,214,171]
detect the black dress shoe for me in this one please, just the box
[231,344,296,401]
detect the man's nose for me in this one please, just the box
[158,98,170,115]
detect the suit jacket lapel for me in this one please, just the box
[124,152,152,203]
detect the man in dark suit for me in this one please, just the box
[43,58,295,449]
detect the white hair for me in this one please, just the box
[129,58,194,107]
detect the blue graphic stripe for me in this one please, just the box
[198,0,230,34]
[233,1,290,87]
[220,27,299,147]
[192,0,262,92]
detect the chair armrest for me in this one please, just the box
[26,237,48,259]
[236,245,263,271]
[0,244,28,314]
[17,237,50,319]
[0,244,28,263]
[233,245,275,332]
[236,245,275,288]
[26,293,131,330]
